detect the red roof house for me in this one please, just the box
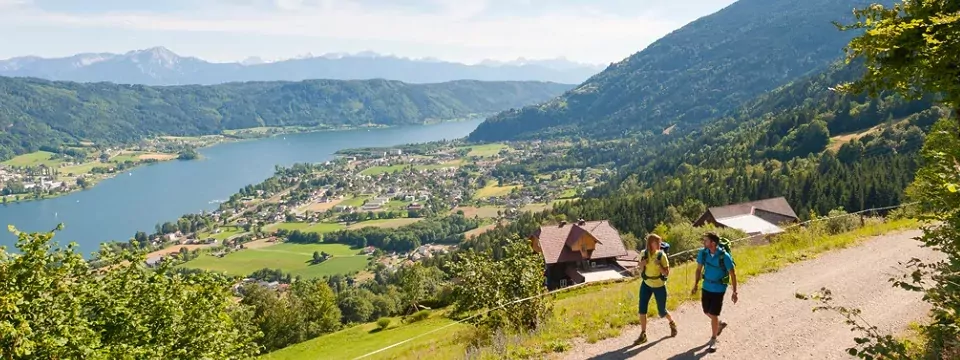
[529,219,630,289]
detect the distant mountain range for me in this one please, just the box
[0,47,603,85]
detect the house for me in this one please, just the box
[529,219,630,290]
[693,197,800,236]
[362,246,376,255]
[407,203,423,211]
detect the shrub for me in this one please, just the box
[376,317,391,330]
[824,208,861,235]
[661,222,746,262]
[547,339,571,353]
[406,310,430,323]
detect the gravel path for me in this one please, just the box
[563,230,941,360]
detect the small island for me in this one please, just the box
[177,149,200,160]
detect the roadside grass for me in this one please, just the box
[259,313,471,360]
[474,184,520,199]
[462,143,509,158]
[268,222,345,234]
[348,218,423,229]
[381,218,920,358]
[180,243,367,279]
[2,151,64,167]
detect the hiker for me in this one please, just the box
[692,232,738,353]
[635,234,678,345]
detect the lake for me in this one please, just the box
[0,119,482,255]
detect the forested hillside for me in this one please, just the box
[0,77,570,160]
[465,58,940,252]
[468,0,887,142]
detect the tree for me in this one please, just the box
[451,237,549,332]
[837,3,960,358]
[312,251,322,264]
[836,2,960,126]
[0,226,259,359]
[290,279,341,335]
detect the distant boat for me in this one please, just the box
[128,172,132,176]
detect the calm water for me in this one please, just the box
[0,119,482,255]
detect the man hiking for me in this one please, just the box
[691,232,738,353]
[634,234,678,345]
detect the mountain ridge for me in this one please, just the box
[0,48,602,85]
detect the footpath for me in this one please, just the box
[563,230,941,360]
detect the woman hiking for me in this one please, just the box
[635,234,678,345]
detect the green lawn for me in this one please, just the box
[347,218,422,229]
[361,164,408,175]
[110,152,144,163]
[341,196,371,207]
[61,162,111,176]
[180,243,367,279]
[2,151,65,167]
[260,315,470,360]
[462,143,509,157]
[197,226,245,241]
[269,222,345,234]
[474,184,520,199]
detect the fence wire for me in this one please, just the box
[353,201,920,359]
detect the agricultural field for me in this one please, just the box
[268,222,345,234]
[473,184,521,199]
[347,218,422,230]
[259,314,470,360]
[197,226,245,241]
[180,243,368,279]
[360,164,408,176]
[455,206,502,219]
[2,151,66,167]
[341,196,371,207]
[462,143,509,157]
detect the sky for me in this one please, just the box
[0,0,737,65]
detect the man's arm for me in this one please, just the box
[692,264,703,295]
[729,268,738,303]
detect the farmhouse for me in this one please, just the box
[693,197,800,236]
[529,219,630,290]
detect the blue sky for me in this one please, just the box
[1,0,736,64]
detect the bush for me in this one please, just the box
[660,222,747,262]
[547,339,571,353]
[376,317,391,330]
[406,310,430,323]
[824,208,861,235]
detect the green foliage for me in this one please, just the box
[0,77,569,160]
[799,288,913,359]
[240,278,341,353]
[451,237,549,332]
[405,310,431,324]
[824,208,861,235]
[659,223,746,262]
[836,2,960,357]
[0,227,259,359]
[836,1,960,115]
[177,148,200,160]
[375,318,392,331]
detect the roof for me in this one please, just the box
[715,214,784,235]
[705,197,798,221]
[533,220,627,265]
[578,268,626,283]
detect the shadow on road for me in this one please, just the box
[586,336,711,360]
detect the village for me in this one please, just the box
[140,141,609,284]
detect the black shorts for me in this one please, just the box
[701,290,725,316]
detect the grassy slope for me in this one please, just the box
[347,218,423,229]
[260,315,471,360]
[270,218,919,359]
[269,222,345,234]
[462,143,509,157]
[473,184,520,199]
[2,151,63,167]
[180,243,367,279]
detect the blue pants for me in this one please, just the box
[639,282,668,317]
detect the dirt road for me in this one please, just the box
[564,230,941,360]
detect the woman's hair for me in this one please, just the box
[646,234,662,255]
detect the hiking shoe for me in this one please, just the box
[669,321,678,338]
[718,321,728,336]
[707,337,718,353]
[634,332,648,345]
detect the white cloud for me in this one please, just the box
[0,0,734,64]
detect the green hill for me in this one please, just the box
[467,0,887,142]
[0,77,571,160]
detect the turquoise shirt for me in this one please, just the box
[697,248,735,293]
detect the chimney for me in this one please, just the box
[577,218,586,226]
[559,221,567,227]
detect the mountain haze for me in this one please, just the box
[0,77,571,160]
[468,0,886,142]
[0,48,601,85]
